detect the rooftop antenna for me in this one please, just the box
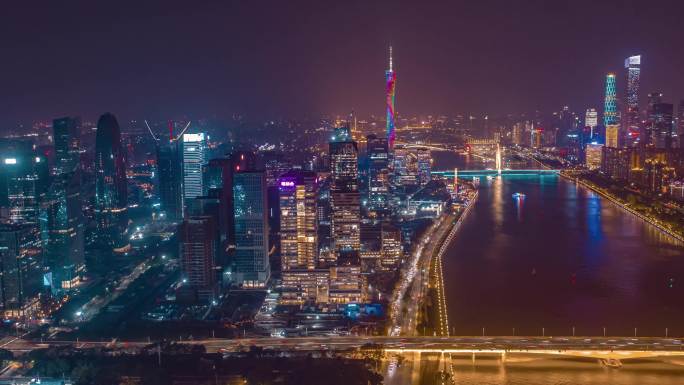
[168,120,174,141]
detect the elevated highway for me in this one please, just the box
[5,336,684,362]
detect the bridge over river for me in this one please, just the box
[432,169,559,177]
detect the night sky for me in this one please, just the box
[2,0,683,127]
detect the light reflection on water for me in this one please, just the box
[433,151,684,337]
[382,355,684,385]
[449,358,684,385]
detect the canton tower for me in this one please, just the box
[385,46,396,149]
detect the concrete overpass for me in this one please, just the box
[6,336,684,362]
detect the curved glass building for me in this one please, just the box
[94,113,129,252]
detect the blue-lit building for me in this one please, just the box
[53,116,82,175]
[40,117,86,293]
[156,138,184,220]
[231,170,270,288]
[0,223,44,318]
[0,140,48,225]
[603,73,619,148]
[201,152,258,249]
[41,172,85,293]
[182,133,208,209]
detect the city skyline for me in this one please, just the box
[2,1,684,127]
[2,2,684,384]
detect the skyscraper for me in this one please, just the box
[556,106,574,146]
[44,118,85,292]
[329,126,360,258]
[156,138,183,220]
[385,46,397,149]
[648,100,674,149]
[94,113,129,251]
[201,152,258,248]
[678,100,684,149]
[179,214,218,301]
[366,134,389,213]
[644,92,663,147]
[52,117,81,175]
[624,55,641,146]
[232,170,270,288]
[279,171,318,271]
[0,140,48,225]
[603,73,619,148]
[511,123,523,146]
[380,223,402,270]
[391,144,413,186]
[182,133,207,208]
[585,143,604,170]
[585,108,598,140]
[41,172,85,293]
[416,147,432,186]
[0,223,44,318]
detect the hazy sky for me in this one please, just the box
[2,0,683,127]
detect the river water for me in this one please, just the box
[384,151,684,384]
[433,151,684,337]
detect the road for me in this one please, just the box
[389,213,454,336]
[5,335,684,358]
[390,189,477,338]
[74,259,152,322]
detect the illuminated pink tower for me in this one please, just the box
[385,46,396,149]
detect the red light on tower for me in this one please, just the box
[168,120,174,140]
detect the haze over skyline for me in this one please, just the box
[2,0,684,127]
